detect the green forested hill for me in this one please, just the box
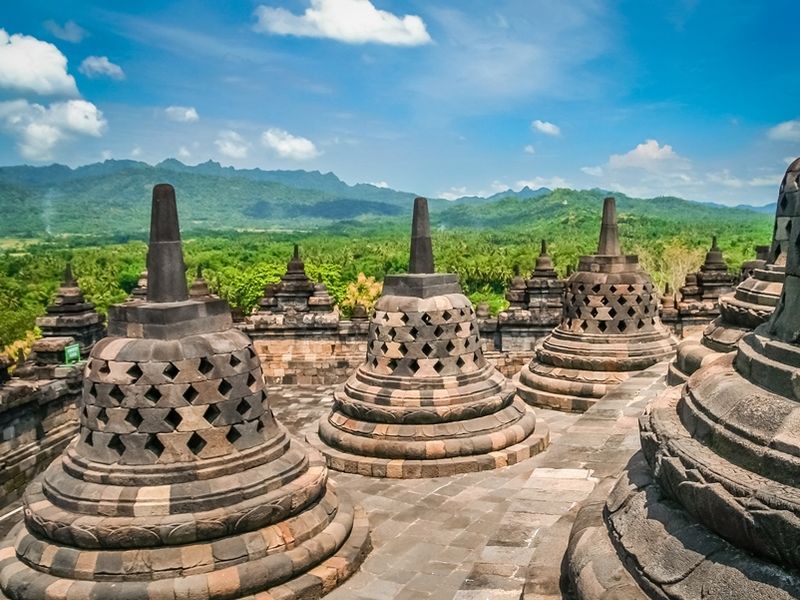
[0,160,774,238]
[0,161,777,350]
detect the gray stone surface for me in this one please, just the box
[564,159,800,600]
[263,363,665,598]
[516,197,676,412]
[0,185,370,600]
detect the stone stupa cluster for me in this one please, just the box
[0,185,370,600]
[566,156,800,599]
[308,197,550,477]
[667,162,795,383]
[501,239,564,326]
[515,197,677,412]
[2,159,798,600]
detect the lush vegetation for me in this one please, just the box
[0,185,774,353]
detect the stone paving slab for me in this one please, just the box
[270,385,579,600]
[519,363,669,600]
[0,369,665,599]
[271,371,666,600]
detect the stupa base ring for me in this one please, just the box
[565,455,800,600]
[0,489,371,600]
[513,366,628,413]
[666,361,690,385]
[306,410,550,479]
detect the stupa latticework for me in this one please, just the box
[515,197,677,412]
[667,158,797,384]
[308,197,549,478]
[566,168,800,600]
[0,184,369,600]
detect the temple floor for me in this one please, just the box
[0,365,668,600]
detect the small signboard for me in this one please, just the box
[64,343,81,365]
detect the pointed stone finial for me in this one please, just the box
[711,235,719,251]
[409,197,434,274]
[146,184,188,303]
[63,262,76,286]
[597,197,621,255]
[287,243,305,273]
[540,239,548,256]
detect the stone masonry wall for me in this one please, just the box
[0,366,82,510]
[251,324,537,385]
[252,331,369,385]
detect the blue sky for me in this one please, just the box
[0,0,798,205]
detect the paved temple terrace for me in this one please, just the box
[267,364,667,600]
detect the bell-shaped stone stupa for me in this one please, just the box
[566,167,800,600]
[667,159,797,384]
[0,184,369,600]
[308,197,549,478]
[515,197,677,412]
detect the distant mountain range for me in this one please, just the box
[0,159,775,238]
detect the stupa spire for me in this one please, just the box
[63,262,76,286]
[409,197,434,274]
[597,197,621,256]
[146,183,188,303]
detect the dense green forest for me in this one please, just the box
[0,185,774,354]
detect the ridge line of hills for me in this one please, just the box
[0,159,776,238]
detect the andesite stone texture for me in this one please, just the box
[739,244,770,281]
[668,160,796,384]
[499,239,564,328]
[244,244,362,386]
[35,263,104,356]
[566,163,800,599]
[130,269,148,300]
[515,197,677,412]
[0,344,82,511]
[674,236,736,335]
[308,197,549,478]
[0,184,370,600]
[249,244,338,330]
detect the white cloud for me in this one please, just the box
[437,180,513,200]
[489,180,510,194]
[516,176,570,189]
[261,127,320,160]
[131,146,142,158]
[523,145,535,155]
[165,105,199,123]
[0,99,106,160]
[607,139,689,171]
[43,20,86,43]
[768,120,800,142]
[79,56,125,80]
[747,175,781,187]
[370,180,389,188]
[438,186,469,201]
[101,149,112,160]
[253,0,431,46]
[178,145,191,159]
[581,166,604,177]
[0,29,78,96]
[215,130,250,159]
[412,4,611,108]
[531,120,560,136]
